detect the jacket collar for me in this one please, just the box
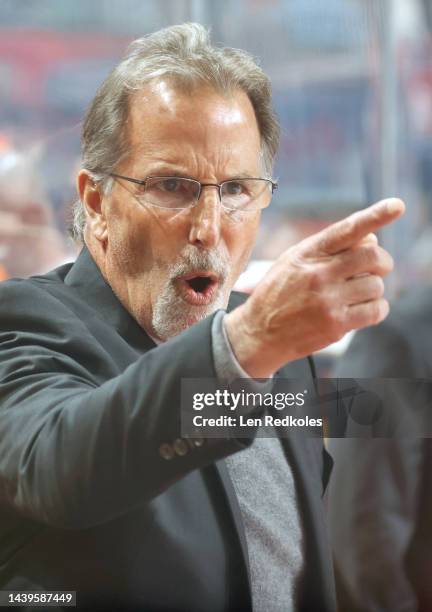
[64,246,156,352]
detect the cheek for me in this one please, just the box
[107,205,184,279]
[225,213,260,272]
[106,207,153,274]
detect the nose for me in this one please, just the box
[188,185,222,249]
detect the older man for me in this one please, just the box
[0,23,403,612]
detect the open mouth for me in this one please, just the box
[187,276,213,293]
[175,272,219,306]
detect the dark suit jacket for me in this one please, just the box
[328,287,432,612]
[0,247,335,612]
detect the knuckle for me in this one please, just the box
[385,252,394,271]
[370,299,387,324]
[365,205,382,227]
[364,244,380,266]
[342,217,357,240]
[371,207,381,223]
[357,244,392,272]
[371,276,385,297]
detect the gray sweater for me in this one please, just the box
[212,311,305,611]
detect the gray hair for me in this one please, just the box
[72,22,280,242]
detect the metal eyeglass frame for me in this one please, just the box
[109,173,278,210]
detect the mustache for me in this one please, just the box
[169,248,229,283]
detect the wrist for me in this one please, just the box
[224,305,278,379]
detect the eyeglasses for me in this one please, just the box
[110,173,277,211]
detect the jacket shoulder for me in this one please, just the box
[0,270,76,327]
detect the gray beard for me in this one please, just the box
[151,248,230,341]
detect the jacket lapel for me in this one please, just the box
[64,247,156,353]
[279,433,336,610]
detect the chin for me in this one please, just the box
[149,275,231,341]
[151,306,211,341]
[153,292,228,341]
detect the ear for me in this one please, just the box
[77,170,108,243]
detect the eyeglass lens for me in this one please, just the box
[141,177,271,210]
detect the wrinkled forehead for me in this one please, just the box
[125,79,262,154]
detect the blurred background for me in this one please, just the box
[0,0,431,367]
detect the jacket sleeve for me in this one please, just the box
[0,280,250,529]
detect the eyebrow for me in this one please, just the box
[147,169,193,179]
[140,166,259,181]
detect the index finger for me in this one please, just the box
[314,198,405,255]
